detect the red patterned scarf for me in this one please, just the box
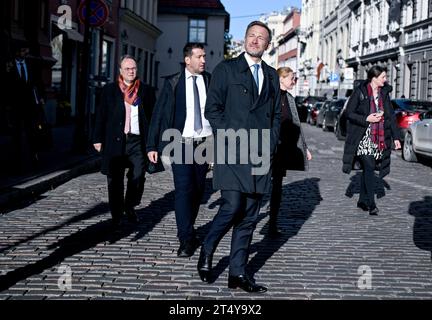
[118,75,141,105]
[367,84,386,151]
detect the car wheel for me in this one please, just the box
[322,119,328,131]
[403,132,417,162]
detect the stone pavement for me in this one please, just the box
[0,125,431,300]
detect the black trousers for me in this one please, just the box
[10,116,39,171]
[171,141,208,243]
[202,190,263,277]
[107,135,146,220]
[269,174,284,225]
[359,155,376,207]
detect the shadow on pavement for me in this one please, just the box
[408,196,432,261]
[195,178,322,283]
[0,189,176,292]
[344,172,391,200]
[247,177,322,278]
[0,203,109,254]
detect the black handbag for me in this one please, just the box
[145,158,165,174]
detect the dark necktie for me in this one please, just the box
[253,64,260,94]
[192,76,203,134]
[19,62,26,82]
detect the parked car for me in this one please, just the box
[322,99,346,131]
[335,98,350,140]
[316,101,331,128]
[297,96,327,122]
[391,99,432,141]
[403,110,432,162]
[307,102,324,125]
[295,96,307,121]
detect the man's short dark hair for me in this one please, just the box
[183,43,205,58]
[245,21,272,43]
[13,41,29,54]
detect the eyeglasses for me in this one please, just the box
[122,67,137,72]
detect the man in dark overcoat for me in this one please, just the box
[197,21,281,293]
[93,55,153,228]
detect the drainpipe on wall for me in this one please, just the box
[358,0,365,77]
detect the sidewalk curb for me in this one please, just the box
[0,156,101,213]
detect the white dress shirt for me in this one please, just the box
[182,68,213,138]
[15,59,28,81]
[129,103,140,135]
[244,53,264,95]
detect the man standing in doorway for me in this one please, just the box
[6,42,46,172]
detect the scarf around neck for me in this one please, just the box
[367,83,386,151]
[118,75,141,105]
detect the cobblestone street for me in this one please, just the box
[1,125,431,300]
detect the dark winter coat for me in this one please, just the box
[204,53,281,194]
[273,90,308,176]
[342,80,400,178]
[93,82,154,175]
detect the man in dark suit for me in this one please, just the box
[198,21,281,293]
[93,55,152,228]
[147,43,212,258]
[6,42,46,171]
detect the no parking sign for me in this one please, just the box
[78,0,109,28]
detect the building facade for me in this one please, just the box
[119,0,161,90]
[277,8,301,72]
[260,12,287,69]
[347,0,432,100]
[298,0,323,96]
[155,0,229,92]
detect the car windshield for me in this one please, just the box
[329,100,345,111]
[392,99,432,111]
[306,96,326,104]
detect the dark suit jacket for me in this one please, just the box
[146,70,211,153]
[93,82,152,175]
[204,53,281,194]
[6,58,45,124]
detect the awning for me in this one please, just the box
[63,28,84,42]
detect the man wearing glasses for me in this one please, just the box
[93,55,154,229]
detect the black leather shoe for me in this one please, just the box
[177,238,198,258]
[228,275,267,293]
[357,202,369,211]
[268,223,282,238]
[369,206,379,215]
[111,217,121,231]
[197,247,212,282]
[125,207,139,223]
